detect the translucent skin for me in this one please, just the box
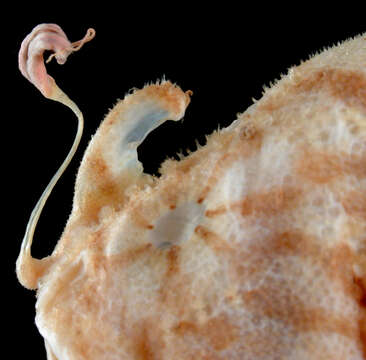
[17,25,366,359]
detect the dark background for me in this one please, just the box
[5,7,365,358]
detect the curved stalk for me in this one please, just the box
[16,24,95,289]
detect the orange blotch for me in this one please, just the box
[205,187,301,223]
[79,155,126,223]
[133,327,155,360]
[174,314,239,351]
[322,69,366,108]
[109,243,153,269]
[353,276,366,308]
[259,68,366,114]
[205,204,227,218]
[296,150,366,184]
[258,187,299,217]
[293,68,366,109]
[342,190,366,219]
[265,230,314,257]
[296,151,343,184]
[131,320,166,360]
[240,186,300,217]
[166,245,180,278]
[241,286,357,339]
[348,259,366,356]
[326,243,356,296]
[194,225,232,254]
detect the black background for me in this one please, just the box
[5,7,366,359]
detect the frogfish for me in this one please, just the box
[17,24,366,359]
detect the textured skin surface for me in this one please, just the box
[21,33,366,359]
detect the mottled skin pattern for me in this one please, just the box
[17,25,366,359]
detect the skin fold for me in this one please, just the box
[17,25,366,359]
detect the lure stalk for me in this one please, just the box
[16,24,95,289]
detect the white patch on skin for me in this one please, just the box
[149,202,205,248]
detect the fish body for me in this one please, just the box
[17,26,366,359]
